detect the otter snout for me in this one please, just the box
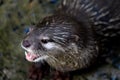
[22,40,31,48]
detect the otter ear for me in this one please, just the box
[71,35,80,42]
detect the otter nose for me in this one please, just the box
[22,40,31,48]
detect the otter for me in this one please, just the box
[21,0,120,72]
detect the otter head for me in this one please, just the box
[21,15,98,71]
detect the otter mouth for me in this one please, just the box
[25,51,48,62]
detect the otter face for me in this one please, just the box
[21,16,98,71]
[21,23,76,63]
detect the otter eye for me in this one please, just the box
[41,39,54,44]
[41,39,49,44]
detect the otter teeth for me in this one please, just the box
[24,51,48,62]
[25,51,39,61]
